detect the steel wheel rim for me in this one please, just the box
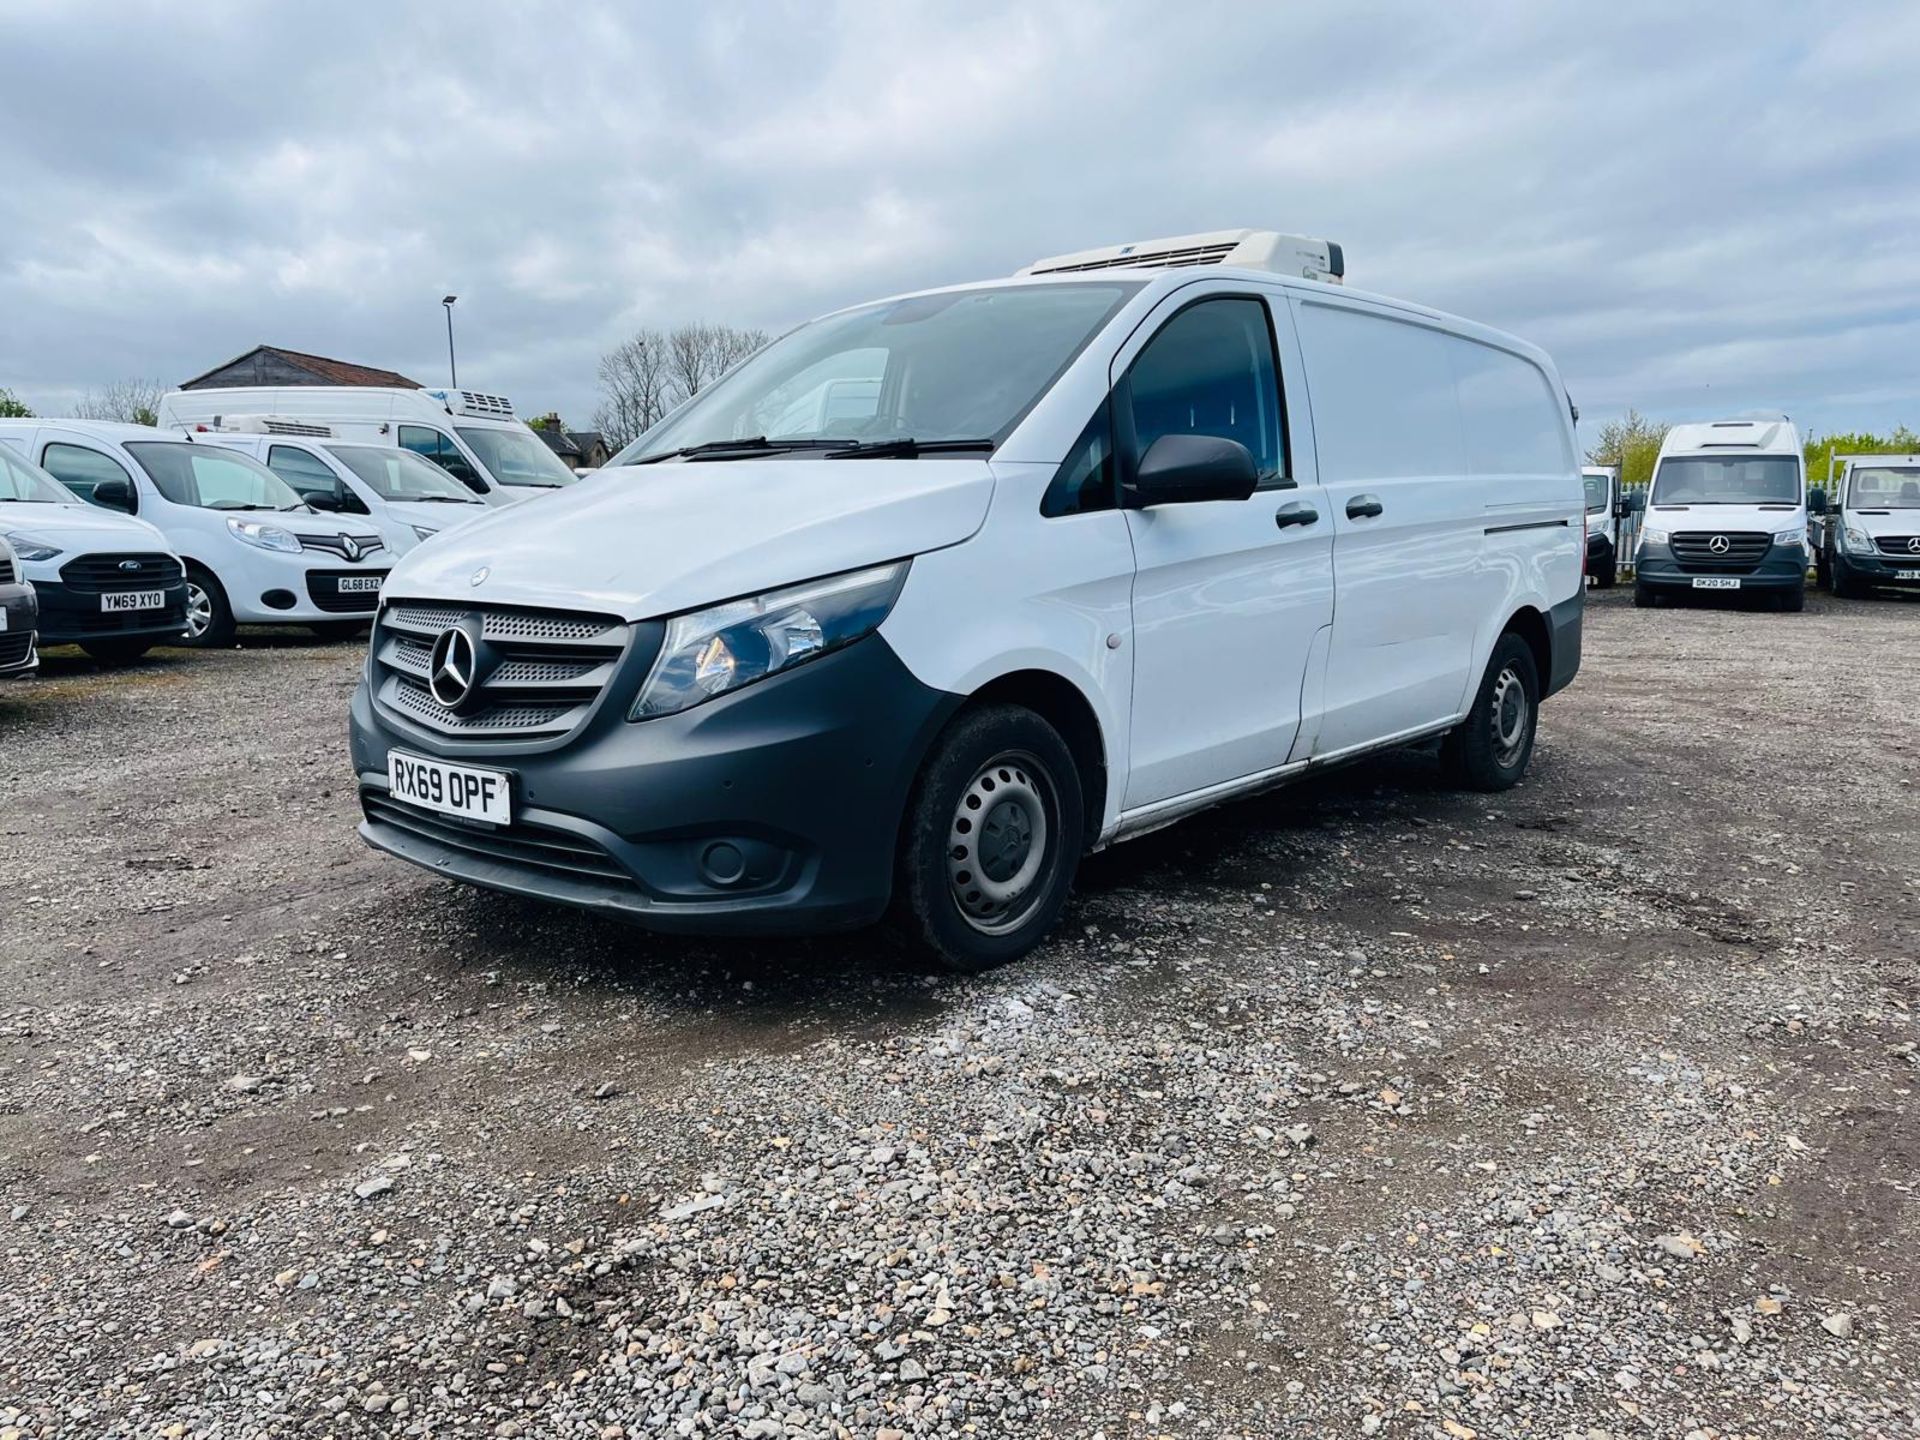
[1489,665,1531,767]
[948,750,1055,934]
[183,582,213,640]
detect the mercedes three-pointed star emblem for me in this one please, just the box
[428,626,479,709]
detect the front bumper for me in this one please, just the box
[31,579,189,646]
[219,545,392,625]
[1839,547,1920,586]
[349,634,963,934]
[0,582,39,677]
[1635,543,1808,591]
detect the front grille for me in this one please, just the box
[371,599,630,741]
[362,791,633,887]
[57,552,184,593]
[306,569,391,614]
[0,632,32,668]
[298,533,383,562]
[1873,535,1920,558]
[1670,530,1771,574]
[0,555,13,585]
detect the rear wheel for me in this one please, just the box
[893,704,1084,973]
[79,638,155,666]
[1441,633,1538,792]
[180,566,234,648]
[309,620,370,641]
[1592,543,1617,589]
[1815,548,1832,590]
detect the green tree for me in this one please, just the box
[1585,409,1669,489]
[0,388,31,419]
[1805,427,1920,491]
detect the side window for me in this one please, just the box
[1041,405,1116,518]
[42,442,135,509]
[1124,297,1287,488]
[1447,339,1574,475]
[399,425,486,494]
[267,445,343,501]
[1294,302,1468,483]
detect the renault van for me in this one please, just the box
[157,388,580,505]
[1634,417,1809,611]
[0,535,38,679]
[0,421,391,645]
[0,443,187,663]
[189,427,490,557]
[1811,454,1920,597]
[348,230,1584,970]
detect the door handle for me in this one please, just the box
[1274,502,1319,530]
[1346,494,1385,519]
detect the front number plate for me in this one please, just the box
[1896,569,1920,581]
[1691,577,1741,590]
[338,575,383,594]
[387,751,512,825]
[102,589,167,612]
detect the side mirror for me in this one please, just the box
[1621,491,1645,515]
[1807,488,1828,515]
[92,479,134,512]
[1131,433,1258,507]
[305,489,340,512]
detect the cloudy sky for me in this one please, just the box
[3,1,1916,446]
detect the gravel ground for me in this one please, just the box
[1,587,1916,1439]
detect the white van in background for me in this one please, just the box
[348,229,1583,971]
[189,426,490,558]
[1633,417,1809,611]
[0,420,391,646]
[1811,453,1920,598]
[157,387,581,505]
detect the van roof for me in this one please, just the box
[1660,418,1801,457]
[0,418,194,444]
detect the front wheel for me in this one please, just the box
[1776,584,1806,614]
[893,704,1084,973]
[1830,555,1865,600]
[1633,581,1660,609]
[1441,634,1539,792]
[180,566,235,648]
[79,638,155,666]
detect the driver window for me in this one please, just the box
[42,442,136,508]
[1125,297,1287,487]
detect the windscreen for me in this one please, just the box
[0,446,77,504]
[327,444,487,503]
[613,282,1142,463]
[125,442,306,511]
[1650,455,1800,506]
[1847,465,1920,508]
[455,426,580,489]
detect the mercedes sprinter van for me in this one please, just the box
[348,230,1584,970]
[1812,454,1920,597]
[1634,417,1808,611]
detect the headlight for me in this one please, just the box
[1844,525,1877,555]
[1773,526,1805,547]
[1640,527,1669,548]
[409,524,440,542]
[631,561,909,719]
[225,517,302,553]
[0,532,62,562]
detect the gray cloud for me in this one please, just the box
[2,0,1915,443]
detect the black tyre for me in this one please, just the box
[1830,555,1864,600]
[1776,584,1806,614]
[309,620,370,641]
[1633,581,1660,609]
[180,566,235,648]
[79,638,156,666]
[1592,544,1617,589]
[893,704,1084,973]
[1440,633,1539,793]
[1815,549,1832,591]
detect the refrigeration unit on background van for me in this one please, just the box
[157,386,582,505]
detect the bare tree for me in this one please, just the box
[74,378,167,426]
[595,323,768,452]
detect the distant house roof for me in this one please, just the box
[534,426,582,460]
[178,345,422,391]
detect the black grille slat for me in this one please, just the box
[0,555,14,585]
[305,570,390,614]
[1873,535,1920,557]
[386,677,577,732]
[56,552,183,593]
[0,632,32,666]
[1670,530,1771,575]
[362,793,632,886]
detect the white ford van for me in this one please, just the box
[157,387,580,505]
[0,420,391,646]
[1811,454,1920,597]
[1634,417,1809,611]
[189,427,490,558]
[0,442,188,663]
[347,231,1584,970]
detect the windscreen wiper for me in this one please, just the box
[633,437,856,465]
[824,438,996,459]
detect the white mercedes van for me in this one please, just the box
[189,426,489,558]
[157,387,579,505]
[0,420,391,645]
[1811,454,1920,597]
[0,442,188,663]
[347,230,1584,970]
[1634,417,1809,610]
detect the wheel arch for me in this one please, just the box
[944,668,1110,848]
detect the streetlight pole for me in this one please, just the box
[441,295,459,389]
